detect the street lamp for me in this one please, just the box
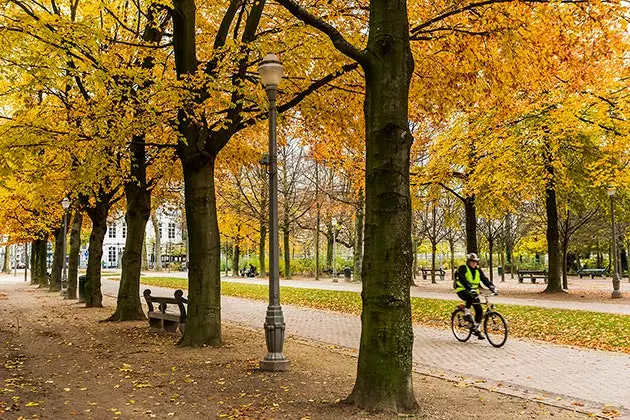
[609,188,622,298]
[60,197,71,297]
[258,53,289,371]
[331,217,338,282]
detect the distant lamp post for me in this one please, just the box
[609,188,622,298]
[258,53,289,371]
[332,217,338,282]
[61,197,71,296]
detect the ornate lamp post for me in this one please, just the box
[258,53,290,371]
[332,217,338,282]
[61,197,71,297]
[609,188,622,298]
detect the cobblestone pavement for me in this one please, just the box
[98,278,630,417]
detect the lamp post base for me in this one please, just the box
[260,357,290,371]
[612,290,623,298]
[261,305,290,372]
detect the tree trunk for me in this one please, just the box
[283,222,291,279]
[107,142,151,321]
[561,239,569,290]
[232,243,240,277]
[449,237,456,282]
[151,211,162,271]
[430,242,437,284]
[346,1,418,410]
[488,237,494,283]
[142,237,148,271]
[85,202,109,307]
[67,211,83,299]
[177,158,222,347]
[543,160,562,293]
[49,226,64,292]
[326,224,333,269]
[259,222,266,276]
[315,162,321,280]
[3,242,10,273]
[36,238,48,288]
[463,195,478,254]
[30,241,37,284]
[353,191,364,283]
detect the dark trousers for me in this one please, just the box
[457,290,483,323]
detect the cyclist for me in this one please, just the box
[455,253,498,340]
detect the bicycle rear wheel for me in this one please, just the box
[484,311,508,348]
[451,308,472,342]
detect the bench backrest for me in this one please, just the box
[143,289,188,323]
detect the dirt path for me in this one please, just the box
[0,278,596,419]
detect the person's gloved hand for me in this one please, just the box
[490,287,498,295]
[469,289,478,297]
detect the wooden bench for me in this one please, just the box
[517,270,548,284]
[421,267,446,281]
[577,268,606,279]
[143,289,187,334]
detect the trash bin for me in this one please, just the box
[78,275,87,303]
[498,266,503,275]
[343,267,352,282]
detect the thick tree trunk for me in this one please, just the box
[151,212,162,271]
[107,146,151,321]
[85,202,109,307]
[177,158,222,347]
[2,243,10,273]
[464,195,478,254]
[67,211,83,299]
[283,222,291,279]
[36,239,48,288]
[346,1,417,410]
[353,191,364,283]
[49,226,64,292]
[544,177,562,292]
[30,241,37,284]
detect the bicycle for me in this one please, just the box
[451,292,508,348]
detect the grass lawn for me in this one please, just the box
[131,276,630,354]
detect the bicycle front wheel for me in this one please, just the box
[451,308,472,342]
[484,311,508,348]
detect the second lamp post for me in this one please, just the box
[258,53,290,371]
[60,197,71,297]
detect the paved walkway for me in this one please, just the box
[135,270,630,315]
[100,278,630,418]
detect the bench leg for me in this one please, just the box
[531,278,536,284]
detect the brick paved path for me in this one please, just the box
[100,279,630,417]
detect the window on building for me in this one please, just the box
[122,223,127,239]
[108,247,116,263]
[168,223,176,240]
[108,223,116,238]
[158,222,162,238]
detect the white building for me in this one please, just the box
[100,209,185,269]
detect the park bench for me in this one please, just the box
[517,270,548,284]
[143,289,187,334]
[421,267,446,281]
[577,268,607,279]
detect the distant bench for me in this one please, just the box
[517,270,548,284]
[420,267,446,281]
[143,289,187,334]
[577,268,606,279]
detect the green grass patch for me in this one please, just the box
[134,276,630,353]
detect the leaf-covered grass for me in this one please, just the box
[134,276,630,353]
